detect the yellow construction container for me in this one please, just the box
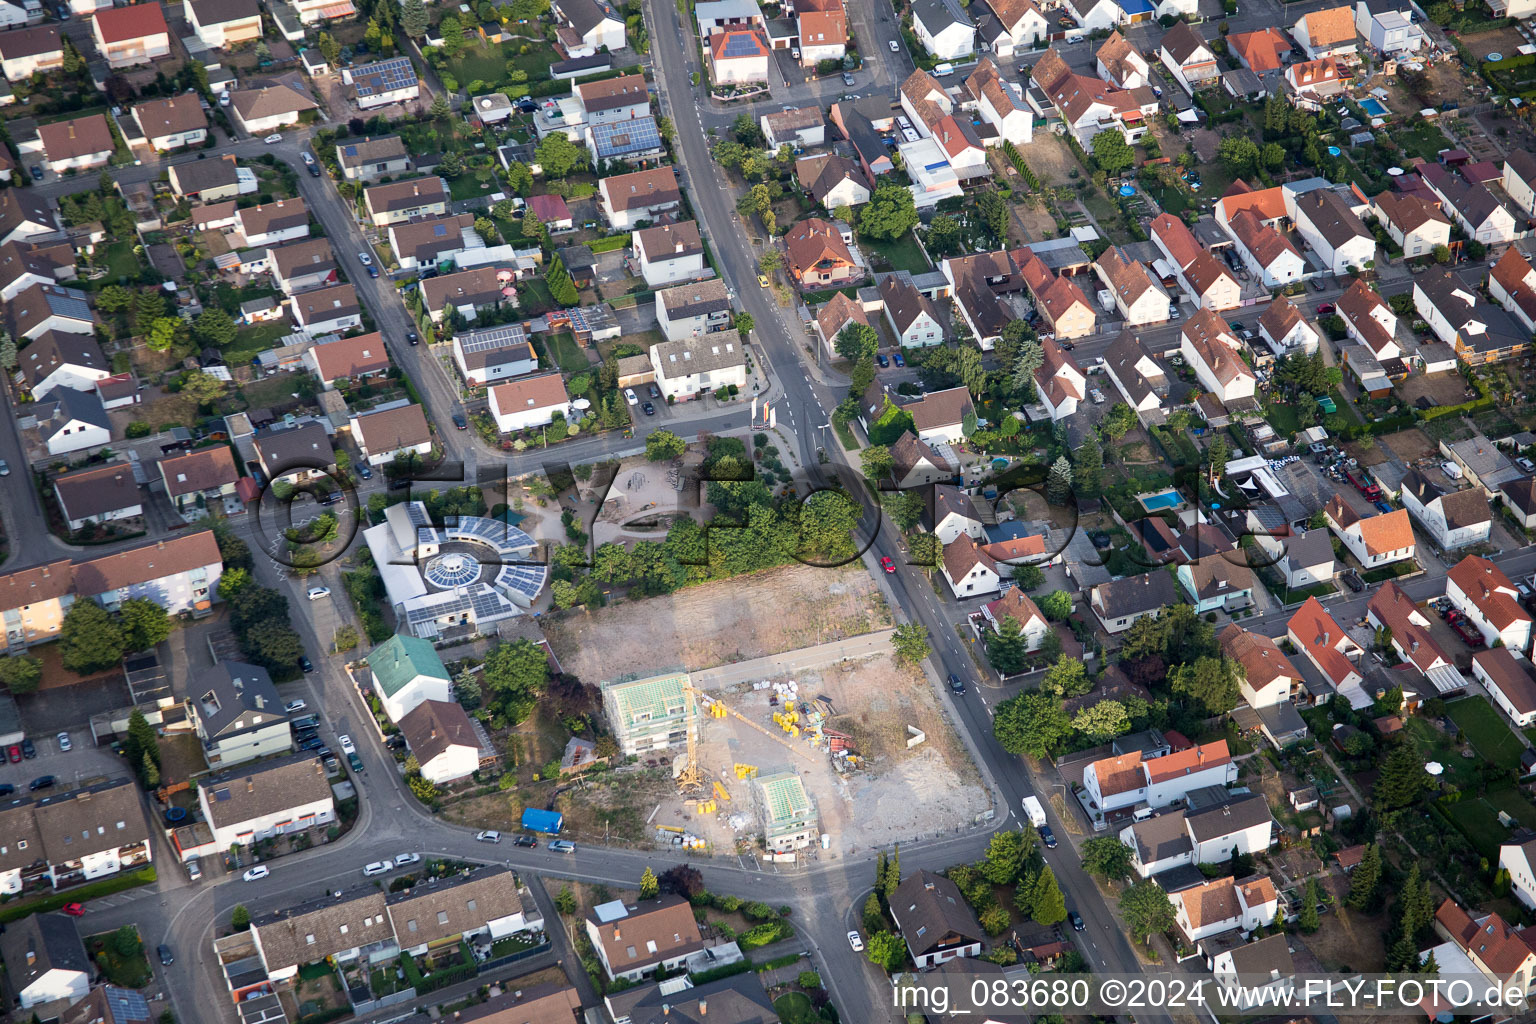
[735,763,758,779]
[713,781,731,802]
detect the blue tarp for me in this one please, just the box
[521,808,564,833]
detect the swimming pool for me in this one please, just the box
[1360,98,1388,117]
[1138,490,1184,511]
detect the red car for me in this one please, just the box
[879,556,896,573]
[61,903,85,917]
[1316,303,1335,314]
[5,745,19,764]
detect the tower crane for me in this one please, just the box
[674,680,817,795]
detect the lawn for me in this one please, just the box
[84,239,143,289]
[1263,390,1360,440]
[773,993,818,1024]
[222,321,294,366]
[1404,716,1479,789]
[1393,121,1454,162]
[1443,786,1536,859]
[1445,696,1525,772]
[859,231,930,274]
[86,928,152,988]
[543,330,589,373]
[445,40,561,93]
[447,166,503,202]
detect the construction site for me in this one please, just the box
[604,651,990,861]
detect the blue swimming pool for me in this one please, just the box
[1139,490,1183,511]
[1360,98,1388,117]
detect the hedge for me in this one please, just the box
[0,867,157,923]
[691,960,755,984]
[738,919,793,950]
[398,943,476,994]
[588,235,630,253]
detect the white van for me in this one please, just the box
[933,62,954,76]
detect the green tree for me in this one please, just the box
[1374,742,1427,810]
[957,345,985,396]
[640,867,659,899]
[1169,656,1242,715]
[926,214,961,255]
[147,317,179,352]
[141,750,161,788]
[1092,130,1135,176]
[504,161,534,196]
[1345,843,1382,911]
[645,429,686,462]
[1074,436,1103,500]
[984,616,1032,676]
[859,182,919,240]
[1207,436,1229,482]
[1032,867,1067,926]
[835,322,879,363]
[1298,878,1321,932]
[0,332,14,371]
[61,36,84,74]
[976,189,1010,243]
[118,598,172,652]
[1081,836,1134,881]
[981,829,1034,885]
[1432,244,1451,264]
[863,892,885,933]
[1120,881,1176,944]
[1045,455,1073,505]
[536,132,587,178]
[890,623,930,665]
[866,930,906,971]
[400,0,429,36]
[1011,340,1044,396]
[482,638,549,723]
[555,885,577,915]
[1399,864,1434,940]
[98,285,133,316]
[1103,402,1137,440]
[1038,590,1072,622]
[860,444,893,483]
[317,31,341,67]
[428,93,451,120]
[993,691,1071,758]
[60,600,126,673]
[760,249,784,274]
[884,844,900,899]
[1040,654,1090,698]
[734,312,754,339]
[231,905,251,931]
[1216,136,1261,177]
[1073,699,1130,742]
[0,654,43,695]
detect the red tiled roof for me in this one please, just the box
[1449,554,1532,631]
[1144,740,1231,783]
[1288,596,1359,686]
[94,2,169,43]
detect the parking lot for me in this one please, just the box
[0,729,126,793]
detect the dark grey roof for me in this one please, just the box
[254,421,333,474]
[170,155,239,195]
[1224,932,1295,978]
[197,660,284,741]
[1126,810,1192,864]
[1184,792,1273,842]
[1254,701,1308,740]
[1295,189,1372,249]
[1418,269,1527,354]
[559,0,620,36]
[890,869,985,956]
[0,912,88,991]
[911,0,971,33]
[605,971,776,1024]
[44,386,110,433]
[1093,571,1178,619]
[1440,487,1492,530]
[1501,475,1536,516]
[19,330,107,388]
[1282,529,1333,569]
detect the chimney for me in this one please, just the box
[698,1000,707,1016]
[26,944,36,967]
[247,778,255,793]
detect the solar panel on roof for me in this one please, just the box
[721,33,762,57]
[457,325,527,352]
[592,118,661,156]
[353,56,417,98]
[108,987,152,1024]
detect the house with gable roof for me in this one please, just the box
[1095,245,1168,326]
[1274,529,1334,590]
[1292,5,1357,58]
[1287,596,1368,707]
[1102,331,1168,418]
[554,0,625,56]
[228,84,319,135]
[1371,190,1451,260]
[1145,740,1237,807]
[1429,900,1536,995]
[1090,572,1177,634]
[1398,467,1491,550]
[785,218,860,288]
[1220,625,1303,708]
[0,912,90,1010]
[1291,189,1375,275]
[1017,249,1096,340]
[1498,836,1536,911]
[585,895,703,982]
[1418,163,1516,246]
[972,0,1046,54]
[1179,309,1253,404]
[1367,581,1460,694]
[92,3,170,68]
[963,59,1032,146]
[796,153,871,212]
[1503,150,1536,220]
[932,484,983,546]
[1448,554,1533,652]
[158,446,239,517]
[1175,876,1278,942]
[365,633,452,723]
[881,274,945,349]
[911,0,975,59]
[1256,296,1321,359]
[815,291,870,360]
[890,431,953,488]
[941,534,1000,598]
[979,587,1049,650]
[1415,268,1527,367]
[1096,31,1149,88]
[1491,248,1536,334]
[905,385,974,444]
[1324,493,1415,570]
[1159,21,1219,94]
[889,870,985,968]
[1083,750,1147,814]
[1178,557,1254,614]
[1475,648,1536,728]
[1034,338,1086,422]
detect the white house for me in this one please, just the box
[1090,571,1177,633]
[760,106,827,150]
[1065,0,1119,33]
[1288,596,1368,706]
[1491,248,1536,334]
[398,700,481,784]
[1226,208,1304,289]
[1212,935,1296,1009]
[51,462,142,532]
[305,332,391,389]
[366,632,454,724]
[1220,625,1303,709]
[555,0,625,56]
[1096,32,1149,89]
[228,84,319,135]
[186,0,263,49]
[1145,740,1238,808]
[37,114,115,173]
[1256,296,1322,359]
[1447,554,1533,653]
[1035,337,1086,422]
[1095,246,1169,326]
[1179,309,1254,404]
[911,0,974,59]
[656,279,733,342]
[132,94,208,151]
[0,26,65,83]
[1159,21,1219,95]
[350,405,433,467]
[1103,331,1167,416]
[488,372,570,433]
[963,59,1032,146]
[198,754,336,850]
[236,199,309,248]
[18,330,109,399]
[1292,5,1358,59]
[632,221,707,288]
[191,660,293,768]
[1502,151,1536,221]
[1398,469,1491,551]
[1371,190,1451,259]
[1498,836,1536,911]
[253,421,335,485]
[598,167,681,231]
[1120,812,1194,877]
[584,896,704,982]
[940,534,1000,598]
[453,325,538,387]
[290,283,361,336]
[880,274,945,349]
[932,485,983,546]
[1324,494,1415,570]
[1276,529,1334,590]
[1474,649,1536,729]
[979,587,1050,651]
[1185,794,1274,863]
[1354,0,1424,54]
[92,3,171,68]
[708,28,770,85]
[37,389,111,456]
[0,914,90,1010]
[649,336,747,401]
[1084,749,1148,814]
[345,58,420,111]
[1291,189,1375,276]
[971,0,1046,56]
[1175,876,1279,942]
[889,870,985,969]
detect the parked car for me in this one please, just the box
[5,745,18,764]
[452,410,468,430]
[357,464,373,479]
[476,830,502,843]
[62,903,86,917]
[285,700,308,714]
[242,866,270,882]
[1342,572,1364,592]
[367,265,379,278]
[29,775,54,791]
[56,732,71,752]
[1039,825,1057,848]
[347,752,365,774]
[158,945,174,966]
[264,133,282,144]
[892,351,905,367]
[307,586,331,601]
[1316,302,1335,314]
[363,861,392,877]
[407,332,419,346]
[549,839,576,853]
[514,835,538,847]
[19,738,33,759]
[299,737,324,751]
[0,459,9,475]
[876,353,889,367]
[0,784,13,796]
[298,655,314,673]
[647,384,661,399]
[847,930,864,952]
[395,853,421,866]
[624,388,639,406]
[338,735,356,755]
[357,251,372,266]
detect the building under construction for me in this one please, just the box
[756,769,818,853]
[600,672,696,756]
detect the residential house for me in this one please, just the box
[905,385,974,444]
[1084,750,1148,814]
[1292,5,1357,59]
[290,283,361,336]
[31,778,151,888]
[345,58,419,110]
[0,558,76,653]
[488,372,569,433]
[191,660,294,768]
[33,389,110,456]
[1337,277,1401,363]
[253,421,334,484]
[1502,150,1536,221]
[1030,49,1157,145]
[963,58,1032,146]
[899,70,950,136]
[1174,876,1278,942]
[1257,296,1321,359]
[796,153,871,211]
[335,135,411,182]
[632,220,706,288]
[1159,21,1219,94]
[1220,625,1303,708]
[92,3,170,68]
[1287,596,1367,706]
[554,0,625,56]
[1490,248,1536,334]
[1034,338,1086,423]
[1120,811,1194,877]
[761,106,826,150]
[1292,188,1375,276]
[649,335,747,401]
[1065,0,1119,33]
[167,154,251,202]
[1419,164,1516,246]
[1442,434,1525,497]
[1371,190,1450,259]
[1225,208,1304,288]
[1185,794,1274,863]
[1096,31,1149,89]
[228,84,318,135]
[785,218,859,287]
[899,136,966,209]
[795,0,847,64]
[574,73,649,125]
[970,0,1046,56]
[979,587,1049,650]
[1102,330,1168,417]
[1503,476,1536,530]
[0,239,75,304]
[38,114,114,173]
[198,752,333,847]
[1284,57,1347,109]
[1276,528,1334,589]
[1429,900,1536,995]
[186,0,262,48]
[656,279,732,342]
[1447,554,1533,652]
[398,700,480,784]
[1096,245,1168,326]
[708,29,771,84]
[304,332,390,389]
[1178,556,1254,614]
[387,866,535,956]
[61,986,155,1024]
[250,892,395,983]
[598,167,681,231]
[603,975,772,1024]
[17,329,108,398]
[387,213,478,271]
[1212,933,1296,1008]
[828,99,897,182]
[1475,648,1536,728]
[237,199,308,248]
[890,870,985,968]
[1355,0,1424,53]
[881,274,945,349]
[132,95,208,152]
[0,26,64,82]
[51,462,141,532]
[584,895,704,983]
[911,0,974,59]
[351,405,431,467]
[366,633,453,723]
[1415,269,1527,366]
[1325,494,1415,569]
[940,534,1000,598]
[363,177,448,227]
[889,431,952,488]
[1179,309,1254,404]
[420,265,525,325]
[1367,581,1457,688]
[1090,571,1177,633]
[1399,468,1491,550]
[0,913,89,1010]
[932,485,983,545]
[158,446,239,517]
[1017,250,1096,340]
[1498,836,1536,911]
[453,325,537,388]
[1151,212,1238,311]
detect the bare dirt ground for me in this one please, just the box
[665,653,988,857]
[1463,26,1526,59]
[542,563,894,680]
[1008,198,1060,244]
[1378,427,1440,465]
[1396,372,1478,412]
[1021,132,1083,187]
[1303,904,1388,972]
